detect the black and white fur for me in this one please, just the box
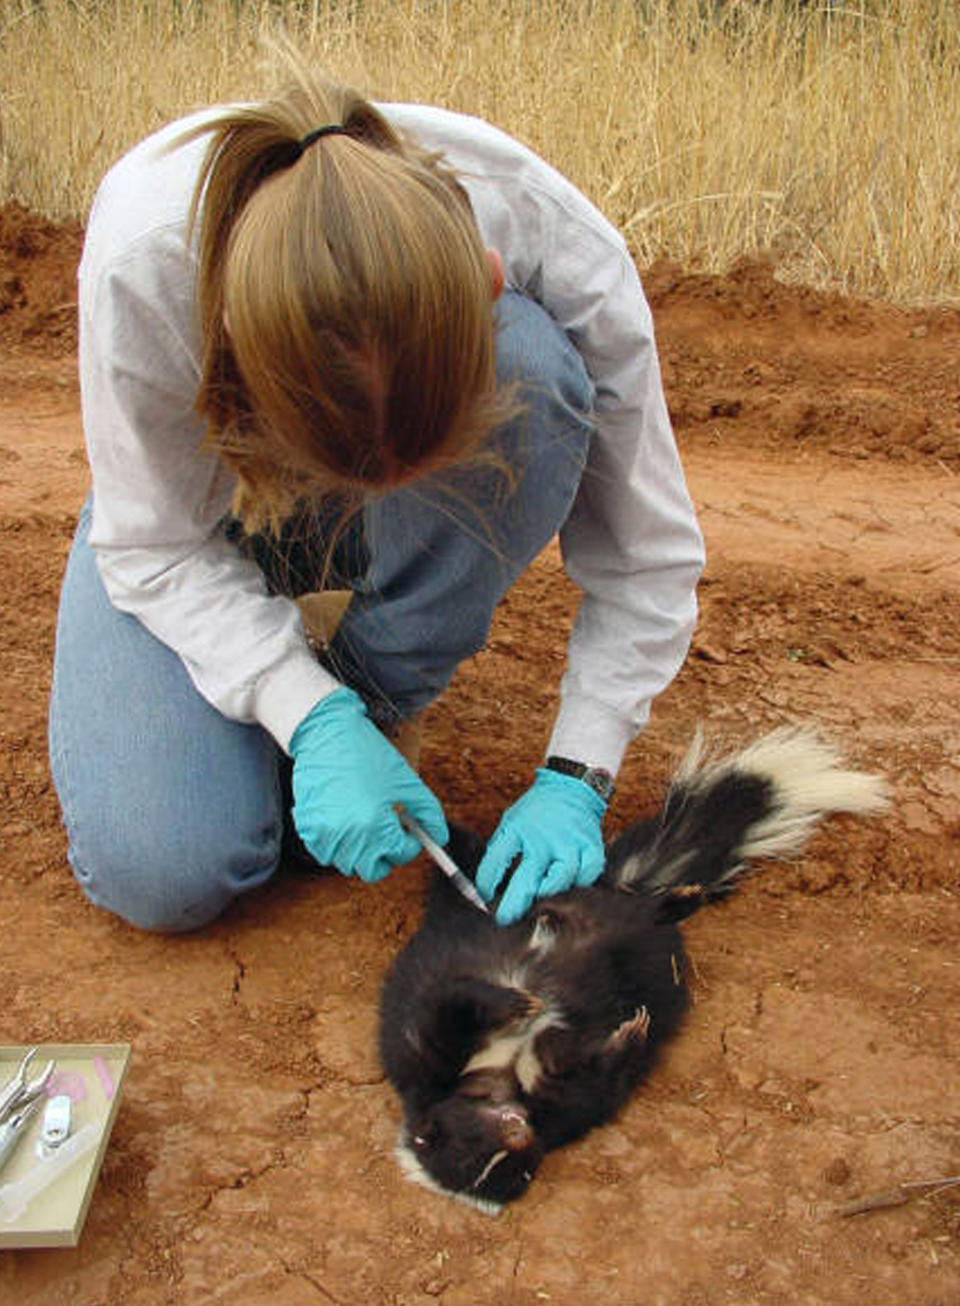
[379,728,887,1211]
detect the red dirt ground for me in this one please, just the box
[1,202,958,1305]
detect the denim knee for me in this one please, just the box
[495,291,595,417]
[491,292,596,533]
[50,503,286,933]
[66,802,283,933]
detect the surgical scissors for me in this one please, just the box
[0,1047,55,1175]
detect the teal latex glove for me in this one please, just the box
[289,688,448,883]
[475,768,608,925]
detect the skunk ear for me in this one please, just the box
[498,1106,535,1151]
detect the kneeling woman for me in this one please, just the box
[49,55,704,933]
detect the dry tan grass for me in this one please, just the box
[1,0,957,304]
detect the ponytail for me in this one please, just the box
[177,55,513,530]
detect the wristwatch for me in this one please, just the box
[544,756,616,803]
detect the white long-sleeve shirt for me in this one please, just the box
[78,104,704,773]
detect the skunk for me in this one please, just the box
[379,728,887,1212]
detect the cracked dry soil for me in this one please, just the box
[0,204,958,1305]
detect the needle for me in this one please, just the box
[396,807,491,914]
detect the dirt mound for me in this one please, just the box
[0,202,83,356]
[647,255,960,465]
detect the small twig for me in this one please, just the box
[834,1189,910,1217]
[916,554,960,575]
[835,1174,960,1218]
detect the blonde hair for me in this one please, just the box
[182,58,512,531]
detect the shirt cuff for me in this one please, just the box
[252,647,343,753]
[547,694,646,776]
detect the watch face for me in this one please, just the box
[546,757,614,802]
[584,768,615,802]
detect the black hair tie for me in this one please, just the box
[297,124,353,156]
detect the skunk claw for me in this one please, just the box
[604,1006,651,1052]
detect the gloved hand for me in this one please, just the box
[289,688,448,883]
[475,769,608,925]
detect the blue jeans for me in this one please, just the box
[48,292,595,931]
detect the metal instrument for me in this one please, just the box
[0,1048,56,1176]
[397,807,491,914]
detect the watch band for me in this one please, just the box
[544,756,616,803]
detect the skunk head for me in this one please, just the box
[397,1082,543,1211]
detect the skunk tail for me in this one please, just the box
[604,728,888,915]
